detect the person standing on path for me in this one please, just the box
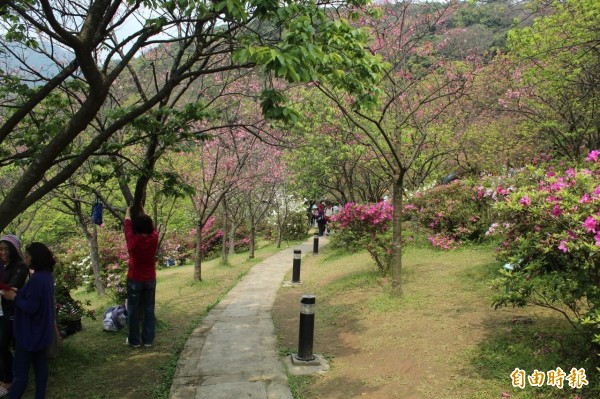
[124,205,158,348]
[0,235,29,395]
[316,201,327,236]
[2,242,55,399]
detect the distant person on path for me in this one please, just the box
[332,203,340,214]
[316,201,327,236]
[310,205,318,227]
[124,205,158,348]
[2,242,55,399]
[0,235,29,395]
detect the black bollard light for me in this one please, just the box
[295,294,316,361]
[292,249,302,283]
[313,233,319,254]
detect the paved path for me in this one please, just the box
[169,237,325,399]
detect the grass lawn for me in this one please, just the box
[37,240,283,399]
[273,244,596,399]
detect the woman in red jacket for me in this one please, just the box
[124,206,158,348]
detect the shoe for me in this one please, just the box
[126,338,141,348]
[144,343,153,348]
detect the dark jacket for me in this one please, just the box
[13,271,54,352]
[2,261,28,318]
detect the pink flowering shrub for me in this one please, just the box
[166,216,239,264]
[159,230,192,266]
[96,228,129,303]
[405,178,507,250]
[492,152,600,361]
[192,216,225,260]
[329,201,393,274]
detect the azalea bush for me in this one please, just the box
[95,228,129,303]
[158,230,192,267]
[195,216,225,260]
[404,177,508,250]
[492,151,600,373]
[329,201,393,274]
[220,224,252,253]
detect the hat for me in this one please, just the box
[0,234,23,259]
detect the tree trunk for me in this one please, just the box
[74,200,105,294]
[194,221,203,281]
[276,210,284,249]
[248,224,256,259]
[89,224,105,295]
[276,224,283,249]
[131,135,159,218]
[229,222,236,255]
[221,201,228,264]
[390,175,404,296]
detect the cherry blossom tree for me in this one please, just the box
[179,124,269,280]
[317,1,477,294]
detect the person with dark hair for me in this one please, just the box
[2,242,55,399]
[124,205,158,348]
[316,201,327,236]
[0,235,29,396]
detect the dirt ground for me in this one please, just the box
[272,247,563,399]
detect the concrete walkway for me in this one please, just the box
[169,236,325,399]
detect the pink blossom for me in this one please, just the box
[485,223,499,236]
[583,216,597,233]
[551,205,562,216]
[496,187,509,195]
[566,168,576,177]
[558,241,568,253]
[519,196,531,206]
[586,149,600,162]
[595,232,600,247]
[580,193,591,204]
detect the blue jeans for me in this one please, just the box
[126,278,156,346]
[9,342,47,399]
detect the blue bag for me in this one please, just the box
[91,196,103,225]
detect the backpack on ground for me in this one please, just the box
[102,304,127,332]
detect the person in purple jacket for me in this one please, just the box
[2,242,55,399]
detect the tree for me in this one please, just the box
[286,89,391,204]
[239,139,284,259]
[316,1,475,294]
[181,127,258,280]
[0,0,385,233]
[498,0,600,160]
